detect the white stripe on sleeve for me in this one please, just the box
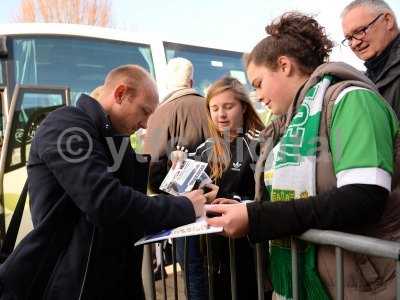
[336,167,391,191]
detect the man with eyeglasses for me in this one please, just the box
[341,0,400,117]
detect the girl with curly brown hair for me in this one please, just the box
[207,12,399,300]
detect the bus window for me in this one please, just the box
[0,34,6,87]
[0,61,4,86]
[0,91,3,153]
[5,90,66,173]
[10,37,154,104]
[1,86,68,241]
[164,42,249,95]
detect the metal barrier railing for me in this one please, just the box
[144,235,267,300]
[172,239,179,300]
[293,229,400,300]
[142,229,400,300]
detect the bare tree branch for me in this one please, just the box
[15,0,112,27]
[19,0,36,22]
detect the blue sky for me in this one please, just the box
[1,0,400,68]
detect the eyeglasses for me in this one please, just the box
[341,13,384,46]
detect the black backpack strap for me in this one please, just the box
[0,179,28,263]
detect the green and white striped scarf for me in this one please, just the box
[264,75,333,300]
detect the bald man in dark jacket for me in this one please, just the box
[0,65,205,299]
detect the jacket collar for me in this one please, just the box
[161,88,202,105]
[283,62,377,132]
[76,94,114,137]
[365,34,400,82]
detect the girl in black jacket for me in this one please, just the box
[174,77,265,299]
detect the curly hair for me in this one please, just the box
[244,12,334,75]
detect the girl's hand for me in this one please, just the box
[212,198,239,205]
[205,203,249,238]
[170,146,188,169]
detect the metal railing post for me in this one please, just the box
[172,239,178,300]
[159,243,167,300]
[143,244,156,300]
[183,237,190,300]
[229,238,237,300]
[206,235,214,300]
[291,237,299,300]
[335,247,344,300]
[396,260,400,299]
[255,243,265,300]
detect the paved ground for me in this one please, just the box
[155,265,187,300]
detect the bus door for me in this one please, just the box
[0,85,70,244]
[0,39,6,156]
[0,90,4,155]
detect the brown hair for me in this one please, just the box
[244,12,334,75]
[205,77,264,180]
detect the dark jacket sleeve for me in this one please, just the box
[36,109,196,233]
[247,184,388,243]
[148,158,169,194]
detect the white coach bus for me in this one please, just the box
[0,23,252,243]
